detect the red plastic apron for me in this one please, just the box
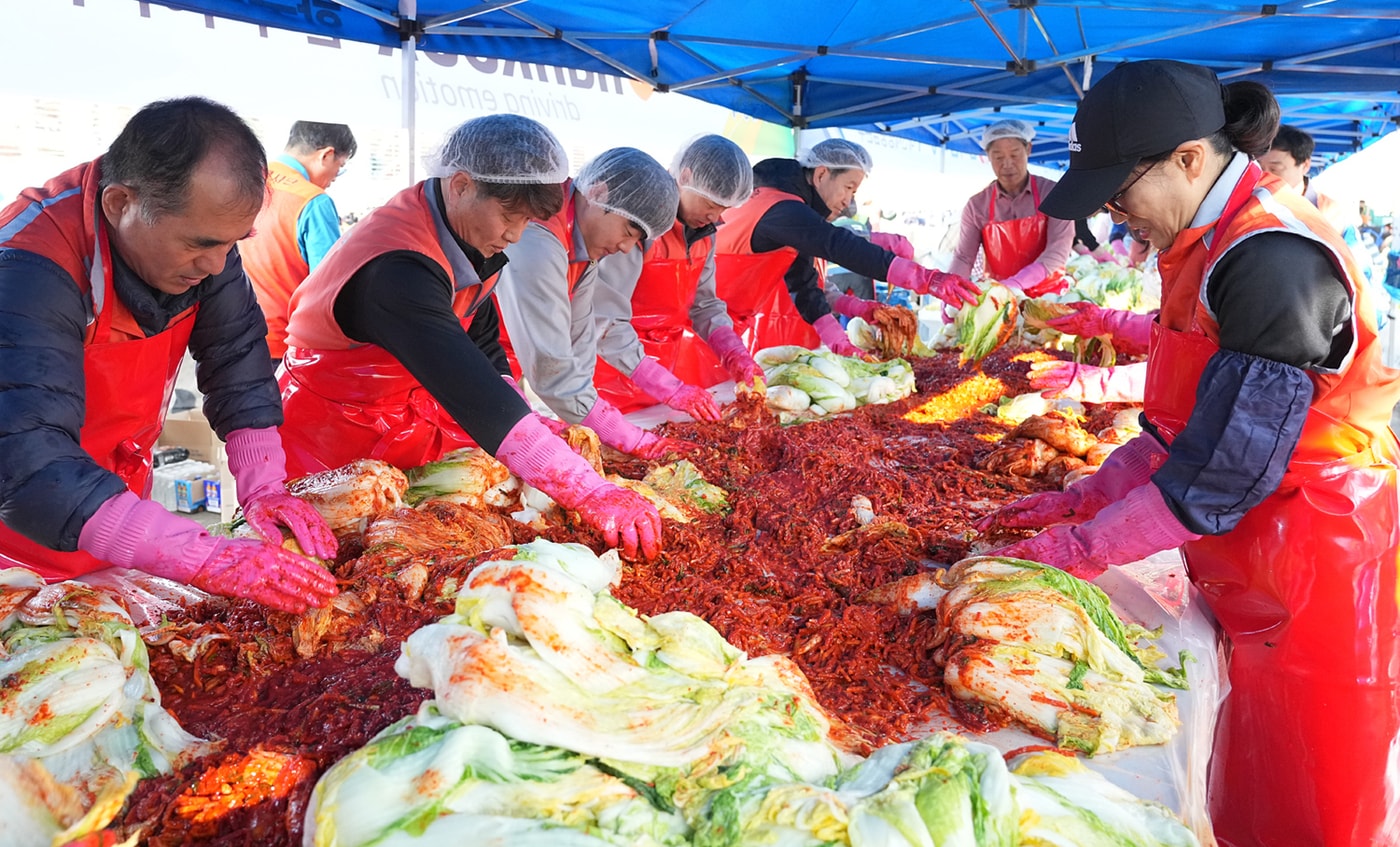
[1147,167,1400,846]
[0,230,197,580]
[594,258,729,414]
[980,179,1068,298]
[714,251,820,352]
[278,344,476,479]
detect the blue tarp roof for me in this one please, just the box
[146,0,1400,164]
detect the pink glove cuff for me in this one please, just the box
[813,313,851,351]
[1107,483,1202,551]
[833,293,877,321]
[495,414,609,509]
[1103,310,1155,351]
[870,232,914,260]
[706,325,746,358]
[1076,431,1165,503]
[1003,262,1048,292]
[885,257,923,292]
[580,399,651,453]
[78,491,216,578]
[628,357,686,404]
[225,427,289,502]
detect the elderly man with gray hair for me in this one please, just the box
[949,119,1075,295]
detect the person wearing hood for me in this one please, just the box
[0,97,337,614]
[277,117,662,560]
[949,119,1075,296]
[592,135,765,421]
[978,60,1400,846]
[495,147,692,460]
[715,138,979,357]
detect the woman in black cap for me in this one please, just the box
[980,59,1400,846]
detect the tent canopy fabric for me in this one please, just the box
[149,0,1400,164]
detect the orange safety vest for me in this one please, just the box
[279,180,495,476]
[0,158,198,579]
[497,182,589,377]
[713,186,820,351]
[594,220,729,412]
[1147,162,1400,847]
[240,159,324,359]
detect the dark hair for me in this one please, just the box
[287,121,358,158]
[101,97,266,221]
[476,180,564,220]
[1133,80,1279,169]
[1268,124,1315,166]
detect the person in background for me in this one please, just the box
[715,138,978,357]
[949,119,1075,295]
[1383,221,1400,301]
[0,97,337,613]
[592,135,764,421]
[496,147,689,461]
[982,60,1400,846]
[277,117,662,560]
[240,121,356,368]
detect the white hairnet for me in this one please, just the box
[671,134,753,208]
[423,114,569,183]
[574,147,679,241]
[797,138,873,174]
[981,119,1036,149]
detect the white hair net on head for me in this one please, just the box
[981,119,1036,149]
[423,114,569,183]
[574,147,679,240]
[671,134,753,208]
[796,138,873,174]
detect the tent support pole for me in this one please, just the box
[400,0,418,184]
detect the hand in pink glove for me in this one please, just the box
[988,483,1200,580]
[833,292,879,321]
[504,375,568,434]
[1000,262,1049,293]
[870,231,915,260]
[1029,360,1147,404]
[813,313,864,358]
[1042,302,1154,353]
[887,257,979,307]
[78,491,337,613]
[495,415,662,559]
[976,433,1165,531]
[628,357,722,422]
[225,427,337,559]
[706,326,765,395]
[581,397,690,459]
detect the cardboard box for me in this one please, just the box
[174,477,207,513]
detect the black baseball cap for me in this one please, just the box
[1039,60,1226,220]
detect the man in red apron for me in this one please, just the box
[593,135,764,417]
[0,97,337,614]
[279,117,663,561]
[715,138,979,355]
[983,61,1400,846]
[495,148,692,460]
[948,119,1074,297]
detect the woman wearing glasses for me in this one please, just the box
[980,60,1399,846]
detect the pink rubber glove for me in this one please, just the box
[629,357,722,422]
[225,427,337,559]
[976,433,1165,531]
[887,257,979,307]
[1042,302,1154,353]
[833,292,879,321]
[580,397,693,459]
[495,415,662,559]
[1029,360,1147,404]
[78,491,337,613]
[989,483,1200,580]
[813,313,863,358]
[706,325,765,394]
[504,375,569,435]
[870,231,915,260]
[1000,262,1048,293]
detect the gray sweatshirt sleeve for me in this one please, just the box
[496,222,602,423]
[688,239,734,342]
[592,248,646,375]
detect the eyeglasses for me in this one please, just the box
[1103,162,1156,216]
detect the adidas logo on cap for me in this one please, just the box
[1067,122,1082,153]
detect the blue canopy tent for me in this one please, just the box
[146,0,1400,168]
